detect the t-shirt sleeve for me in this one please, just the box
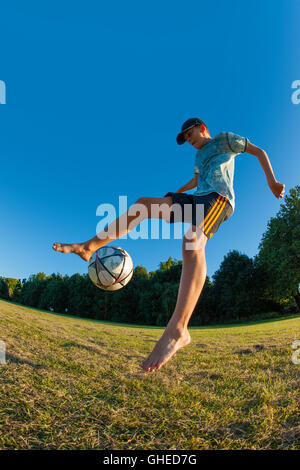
[227,132,248,154]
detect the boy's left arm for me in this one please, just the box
[245,142,285,199]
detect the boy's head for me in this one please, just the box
[176,118,210,148]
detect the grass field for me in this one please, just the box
[0,298,299,450]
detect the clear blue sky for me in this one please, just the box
[1,0,299,281]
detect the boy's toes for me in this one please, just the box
[52,242,61,251]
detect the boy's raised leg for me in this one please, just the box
[52,196,173,261]
[140,225,208,372]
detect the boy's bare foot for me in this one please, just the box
[140,328,191,373]
[52,242,94,262]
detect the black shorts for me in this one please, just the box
[163,191,233,240]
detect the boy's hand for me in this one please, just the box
[269,180,285,199]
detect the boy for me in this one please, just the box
[53,118,285,373]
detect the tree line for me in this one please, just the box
[1,186,299,325]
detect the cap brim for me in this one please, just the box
[176,133,185,145]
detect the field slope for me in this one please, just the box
[0,299,299,450]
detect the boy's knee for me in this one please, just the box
[183,228,207,254]
[134,196,172,222]
[134,197,151,215]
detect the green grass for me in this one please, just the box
[0,299,299,450]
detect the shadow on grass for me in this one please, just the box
[5,353,44,369]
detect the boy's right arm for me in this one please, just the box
[176,174,198,193]
[246,142,285,199]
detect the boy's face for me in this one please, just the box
[183,125,209,149]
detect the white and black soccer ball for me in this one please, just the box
[88,246,133,291]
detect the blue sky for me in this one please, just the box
[0,0,299,281]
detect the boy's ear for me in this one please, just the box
[200,124,210,135]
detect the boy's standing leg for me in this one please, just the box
[140,225,208,372]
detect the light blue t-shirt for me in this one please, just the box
[193,131,248,212]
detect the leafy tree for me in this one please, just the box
[108,265,150,323]
[19,273,47,307]
[256,186,300,311]
[38,274,69,313]
[159,256,179,271]
[5,278,22,301]
[66,274,94,317]
[192,276,216,325]
[0,277,9,300]
[153,257,182,284]
[156,281,179,326]
[211,250,269,321]
[133,265,149,279]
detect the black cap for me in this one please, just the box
[176,118,206,145]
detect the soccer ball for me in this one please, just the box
[88,246,134,291]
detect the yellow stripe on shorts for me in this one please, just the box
[204,196,227,236]
[197,195,223,233]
